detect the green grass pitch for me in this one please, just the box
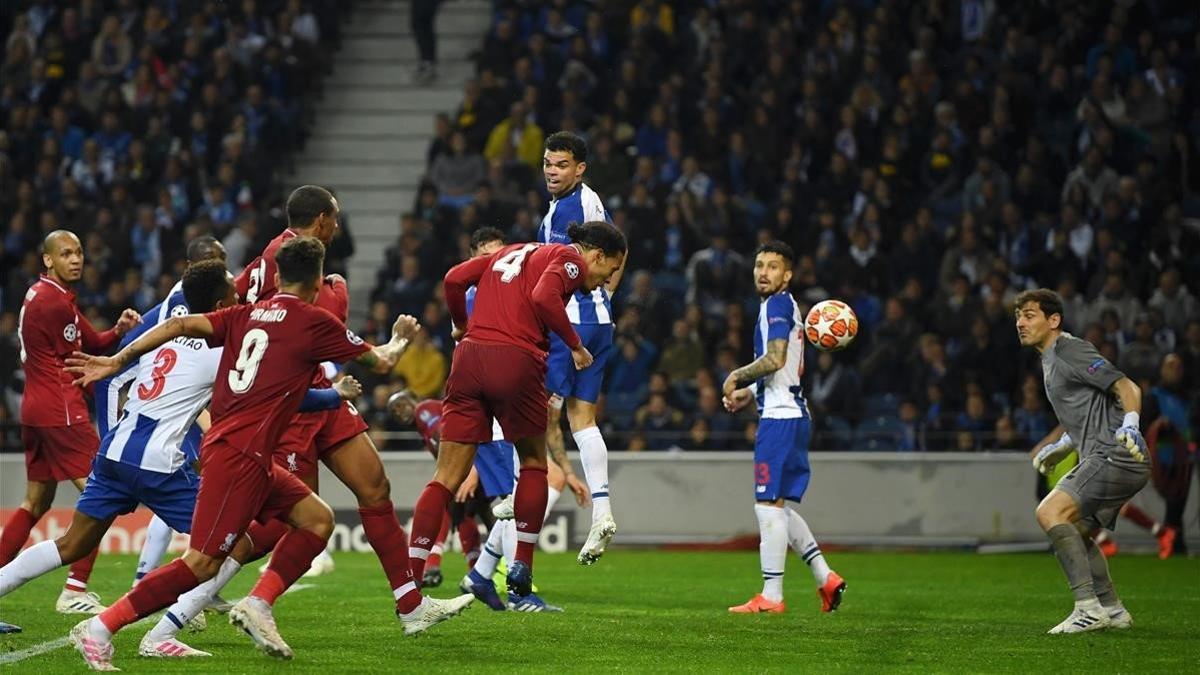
[2,550,1197,672]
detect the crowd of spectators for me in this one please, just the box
[3,1,1199,457]
[366,0,1200,453]
[0,0,355,447]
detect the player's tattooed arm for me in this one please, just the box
[358,315,419,373]
[726,338,788,392]
[65,315,214,385]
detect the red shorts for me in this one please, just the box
[190,442,313,557]
[273,402,368,480]
[442,341,547,443]
[22,424,98,482]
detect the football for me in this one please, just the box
[805,299,859,352]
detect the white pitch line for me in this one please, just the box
[0,636,70,665]
[0,585,317,666]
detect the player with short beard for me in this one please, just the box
[1019,288,1149,634]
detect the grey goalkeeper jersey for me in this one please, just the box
[1041,333,1142,469]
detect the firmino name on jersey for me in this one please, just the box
[250,308,288,323]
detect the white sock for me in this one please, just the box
[786,509,831,585]
[0,540,63,596]
[755,503,788,603]
[545,486,562,520]
[148,558,242,641]
[573,426,611,522]
[500,519,517,565]
[472,520,506,578]
[313,549,334,566]
[133,516,173,586]
[88,615,113,641]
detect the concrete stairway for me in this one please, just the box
[291,0,490,325]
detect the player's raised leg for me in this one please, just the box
[784,509,844,611]
[1036,490,1110,634]
[567,399,617,565]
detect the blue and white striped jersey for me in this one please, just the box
[99,294,221,474]
[537,182,613,325]
[754,292,809,419]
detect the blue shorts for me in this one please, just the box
[754,418,812,502]
[546,324,614,403]
[76,456,199,533]
[475,440,516,498]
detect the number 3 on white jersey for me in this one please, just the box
[491,243,538,283]
[228,328,269,393]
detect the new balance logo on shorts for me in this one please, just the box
[414,536,431,546]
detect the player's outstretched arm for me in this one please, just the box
[530,262,586,353]
[1111,377,1147,463]
[356,314,419,373]
[722,338,787,398]
[65,315,214,386]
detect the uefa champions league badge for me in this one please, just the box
[63,323,78,342]
[565,262,580,279]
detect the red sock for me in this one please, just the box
[1122,503,1156,531]
[458,516,481,566]
[64,545,99,592]
[245,519,291,562]
[250,528,327,606]
[513,467,548,569]
[0,507,38,564]
[99,559,198,634]
[408,482,452,582]
[358,501,422,614]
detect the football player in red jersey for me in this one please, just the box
[406,221,625,604]
[65,237,471,670]
[235,186,433,621]
[3,230,141,615]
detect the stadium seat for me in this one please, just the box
[855,415,903,452]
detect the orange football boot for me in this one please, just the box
[818,571,846,612]
[728,594,786,613]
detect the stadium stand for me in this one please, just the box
[365,1,1199,453]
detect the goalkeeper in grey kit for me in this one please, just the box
[1015,289,1149,635]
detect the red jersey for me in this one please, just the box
[202,294,371,467]
[443,243,585,357]
[235,227,350,387]
[18,275,120,427]
[413,399,443,455]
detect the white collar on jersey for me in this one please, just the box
[39,274,69,294]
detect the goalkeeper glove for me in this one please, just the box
[1033,432,1075,475]
[1115,412,1147,464]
